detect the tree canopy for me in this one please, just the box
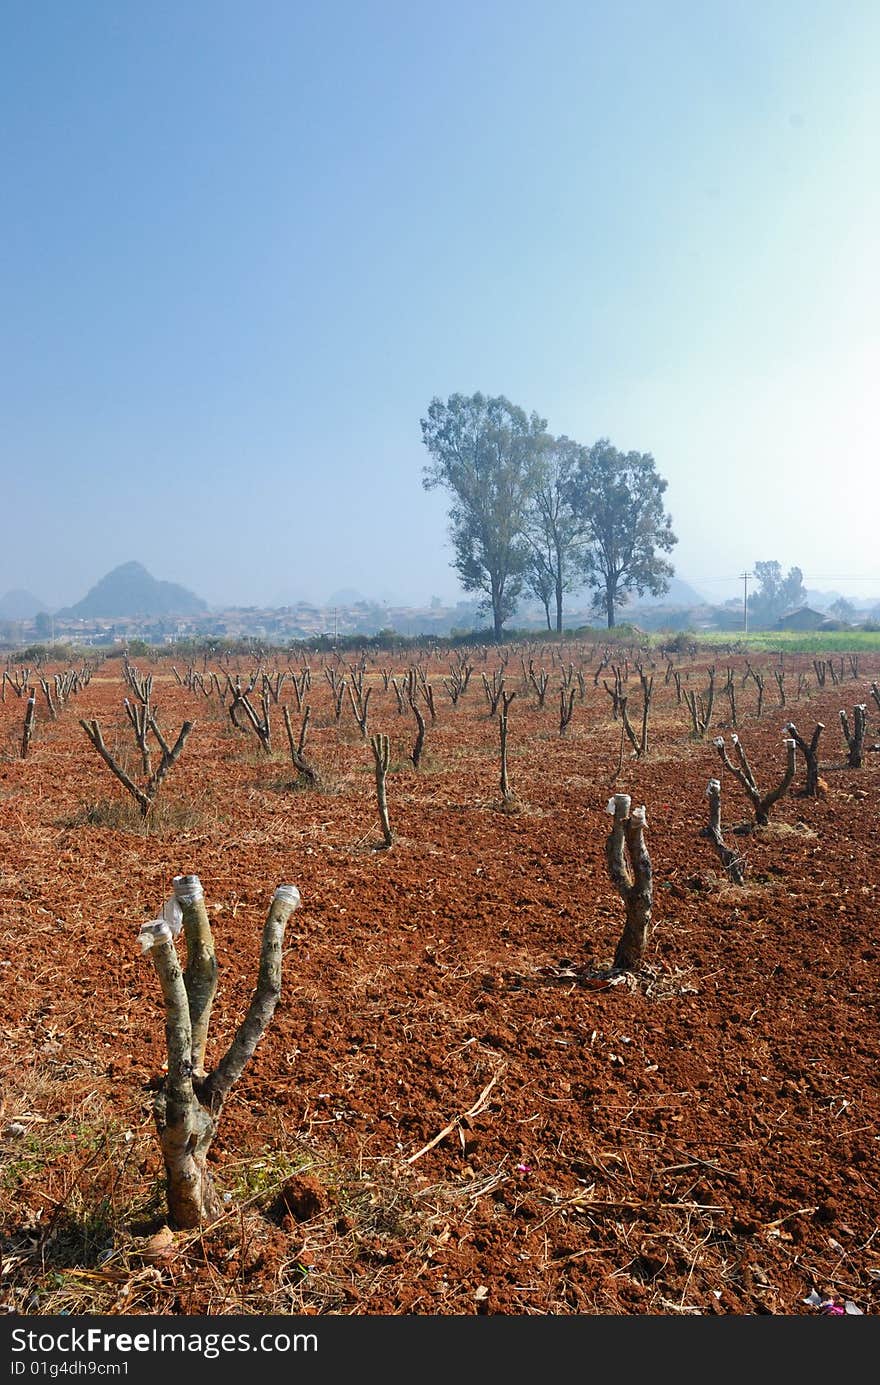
[749,562,806,626]
[420,396,678,633]
[420,392,546,640]
[570,439,677,628]
[523,434,587,632]
[828,596,855,621]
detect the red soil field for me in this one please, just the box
[1,640,878,1316]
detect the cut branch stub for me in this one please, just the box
[79,714,194,819]
[784,720,825,796]
[370,732,393,847]
[498,690,516,804]
[684,669,715,738]
[20,691,37,759]
[282,704,321,787]
[173,874,218,1078]
[605,795,654,972]
[146,923,220,1228]
[701,777,745,884]
[409,695,426,768]
[559,686,576,735]
[203,884,301,1110]
[839,705,867,769]
[123,697,153,776]
[714,733,796,826]
[80,718,151,814]
[138,880,301,1228]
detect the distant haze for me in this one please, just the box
[1,3,877,611]
[0,588,49,620]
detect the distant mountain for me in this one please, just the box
[805,589,843,611]
[802,588,878,611]
[58,562,208,618]
[0,588,49,619]
[629,576,707,608]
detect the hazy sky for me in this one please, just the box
[2,1,878,611]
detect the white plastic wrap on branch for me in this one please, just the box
[731,733,739,744]
[706,778,721,796]
[713,737,724,748]
[137,920,173,953]
[273,884,302,909]
[631,805,647,826]
[161,897,183,935]
[606,794,631,815]
[173,874,204,905]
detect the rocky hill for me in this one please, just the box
[58,562,208,618]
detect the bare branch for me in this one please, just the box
[204,885,302,1110]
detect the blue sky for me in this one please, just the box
[2,1,878,611]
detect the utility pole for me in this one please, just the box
[741,571,753,634]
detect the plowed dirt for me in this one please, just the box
[1,641,877,1316]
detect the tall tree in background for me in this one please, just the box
[523,434,587,632]
[421,393,546,640]
[571,439,677,628]
[524,547,556,632]
[828,596,855,621]
[748,562,806,627]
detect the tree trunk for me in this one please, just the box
[499,706,512,803]
[149,933,223,1228]
[605,795,653,972]
[370,733,393,846]
[785,721,825,796]
[155,1086,222,1229]
[701,779,745,884]
[141,881,301,1229]
[606,586,615,629]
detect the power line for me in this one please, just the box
[740,571,753,633]
[686,574,880,584]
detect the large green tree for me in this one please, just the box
[571,439,677,628]
[421,392,546,640]
[523,434,587,632]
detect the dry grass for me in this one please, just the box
[0,1066,469,1316]
[758,819,818,840]
[57,794,208,835]
[0,1021,466,1316]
